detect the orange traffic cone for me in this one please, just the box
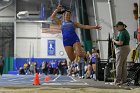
[44,76,50,82]
[33,73,40,85]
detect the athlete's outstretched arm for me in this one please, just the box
[74,23,101,30]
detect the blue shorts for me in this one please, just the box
[63,35,80,47]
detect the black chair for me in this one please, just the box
[127,63,140,86]
[96,59,107,81]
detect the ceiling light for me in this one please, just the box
[3,0,10,2]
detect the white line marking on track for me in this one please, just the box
[65,83,89,85]
[84,82,89,85]
[69,76,77,81]
[31,80,34,81]
[42,82,89,86]
[8,79,18,81]
[1,78,9,79]
[17,78,26,80]
[52,75,61,81]
[56,80,73,82]
[42,83,62,85]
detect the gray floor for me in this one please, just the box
[0,74,139,90]
[0,74,87,86]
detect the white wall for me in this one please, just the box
[85,0,97,48]
[16,22,68,58]
[93,0,113,59]
[93,0,138,60]
[16,22,41,58]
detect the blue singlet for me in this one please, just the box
[61,21,80,46]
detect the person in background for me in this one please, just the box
[34,62,38,74]
[77,46,86,79]
[85,51,92,79]
[137,26,140,43]
[58,60,62,75]
[91,49,99,80]
[0,56,4,76]
[19,67,25,75]
[96,49,100,61]
[49,60,54,74]
[23,63,28,74]
[41,61,48,75]
[63,59,68,75]
[133,26,140,86]
[29,62,35,74]
[69,61,79,77]
[112,21,130,85]
[60,60,67,75]
[53,60,59,75]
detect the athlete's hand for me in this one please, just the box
[57,5,62,12]
[95,25,102,30]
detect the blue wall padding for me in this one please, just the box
[14,58,66,70]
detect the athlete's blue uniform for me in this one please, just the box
[92,53,96,64]
[61,21,80,46]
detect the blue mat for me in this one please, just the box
[8,71,18,75]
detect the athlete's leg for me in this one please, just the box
[86,64,92,78]
[92,63,96,80]
[64,46,76,62]
[92,63,96,72]
[73,42,85,57]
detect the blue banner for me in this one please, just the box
[48,40,56,56]
[40,0,45,20]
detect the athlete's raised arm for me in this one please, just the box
[51,5,62,25]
